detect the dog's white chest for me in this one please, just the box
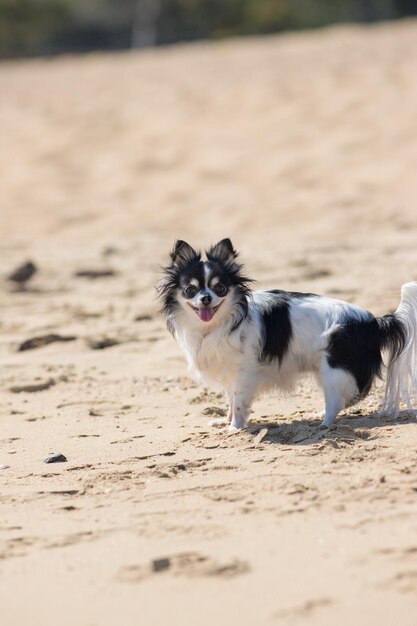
[180,329,241,390]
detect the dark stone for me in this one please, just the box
[44,453,67,464]
[152,557,171,573]
[8,261,37,284]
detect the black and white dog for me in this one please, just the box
[159,238,417,430]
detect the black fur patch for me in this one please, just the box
[326,313,406,398]
[259,290,314,363]
[327,315,381,397]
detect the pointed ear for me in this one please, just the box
[170,240,199,266]
[206,238,237,264]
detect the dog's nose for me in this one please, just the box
[201,293,212,306]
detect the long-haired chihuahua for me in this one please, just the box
[159,238,417,431]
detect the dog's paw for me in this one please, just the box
[228,423,247,433]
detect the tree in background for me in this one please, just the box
[0,0,415,58]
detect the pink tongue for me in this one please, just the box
[199,307,215,322]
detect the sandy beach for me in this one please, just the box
[1,19,417,625]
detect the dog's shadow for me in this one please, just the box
[247,410,416,446]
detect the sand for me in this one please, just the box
[1,19,417,626]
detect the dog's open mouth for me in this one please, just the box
[188,302,223,322]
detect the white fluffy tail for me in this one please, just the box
[381,282,417,417]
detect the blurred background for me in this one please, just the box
[1,0,416,58]
[1,1,417,309]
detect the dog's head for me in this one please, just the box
[158,238,252,331]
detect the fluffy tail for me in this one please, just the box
[378,282,417,417]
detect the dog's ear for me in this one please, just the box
[206,238,237,264]
[170,240,199,266]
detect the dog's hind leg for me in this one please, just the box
[319,359,357,427]
[322,386,344,427]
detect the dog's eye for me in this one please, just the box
[213,283,227,296]
[184,285,197,297]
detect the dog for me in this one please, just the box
[158,238,417,430]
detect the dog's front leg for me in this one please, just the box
[229,378,256,431]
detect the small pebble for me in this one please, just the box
[152,558,171,573]
[44,453,67,464]
[0,464,11,470]
[8,260,37,284]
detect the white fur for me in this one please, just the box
[381,282,417,416]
